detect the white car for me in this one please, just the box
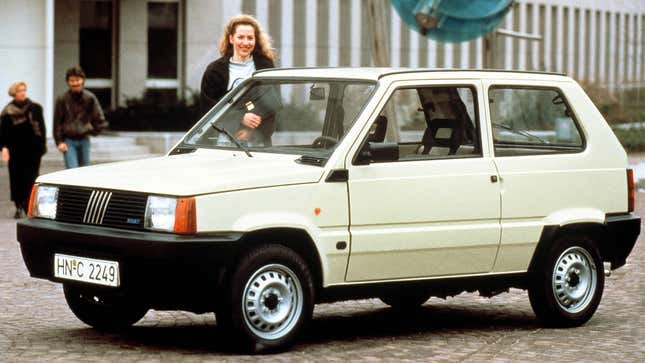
[18,68,640,353]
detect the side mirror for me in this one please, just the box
[310,87,326,101]
[355,142,399,165]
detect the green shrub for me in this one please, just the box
[580,83,645,125]
[612,127,645,153]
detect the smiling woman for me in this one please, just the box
[200,14,276,115]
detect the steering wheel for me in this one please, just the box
[311,136,338,149]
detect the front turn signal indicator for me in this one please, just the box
[174,197,197,234]
[27,184,38,217]
[627,169,635,213]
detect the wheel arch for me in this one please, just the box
[528,222,608,274]
[233,228,324,296]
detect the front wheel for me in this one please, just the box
[216,245,314,353]
[63,284,148,331]
[528,234,604,327]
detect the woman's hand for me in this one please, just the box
[57,143,68,153]
[1,147,9,164]
[241,113,262,129]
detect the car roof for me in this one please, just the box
[253,67,572,82]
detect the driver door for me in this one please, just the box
[345,81,502,282]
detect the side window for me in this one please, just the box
[363,86,481,162]
[488,87,584,156]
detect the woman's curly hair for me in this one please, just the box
[219,14,275,62]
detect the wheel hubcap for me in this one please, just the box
[552,246,597,314]
[242,264,303,340]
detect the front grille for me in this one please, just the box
[56,186,148,230]
[83,190,113,224]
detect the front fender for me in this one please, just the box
[195,182,350,286]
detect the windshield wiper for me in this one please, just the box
[492,122,549,144]
[211,124,253,157]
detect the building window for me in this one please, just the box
[148,2,178,78]
[80,0,114,110]
[147,1,181,104]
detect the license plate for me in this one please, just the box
[54,254,120,287]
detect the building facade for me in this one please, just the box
[1,0,644,136]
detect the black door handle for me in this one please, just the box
[490,175,498,183]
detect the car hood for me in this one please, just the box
[37,149,325,196]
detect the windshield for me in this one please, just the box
[183,79,376,159]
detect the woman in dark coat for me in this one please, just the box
[0,81,46,218]
[200,14,276,144]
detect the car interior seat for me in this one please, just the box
[421,119,463,155]
[419,88,470,155]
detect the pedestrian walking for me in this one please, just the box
[53,66,107,169]
[200,14,275,113]
[0,81,47,218]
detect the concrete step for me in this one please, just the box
[41,153,162,167]
[43,145,152,159]
[42,134,158,166]
[46,136,139,150]
[113,131,184,154]
[89,145,153,158]
[88,136,139,146]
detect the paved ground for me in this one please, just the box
[0,162,643,362]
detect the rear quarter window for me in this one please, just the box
[488,86,585,157]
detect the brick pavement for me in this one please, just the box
[0,163,643,362]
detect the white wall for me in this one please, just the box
[119,0,147,104]
[184,0,239,96]
[0,0,54,137]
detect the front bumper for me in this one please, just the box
[604,213,640,269]
[17,218,242,310]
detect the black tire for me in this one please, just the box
[528,233,605,327]
[63,284,148,331]
[216,244,314,353]
[379,290,430,310]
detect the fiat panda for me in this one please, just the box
[18,68,639,353]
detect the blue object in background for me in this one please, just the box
[391,0,513,43]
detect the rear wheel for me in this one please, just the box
[63,284,148,331]
[216,244,314,353]
[528,234,604,327]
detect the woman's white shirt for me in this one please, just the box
[228,57,256,90]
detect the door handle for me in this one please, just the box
[490,175,498,183]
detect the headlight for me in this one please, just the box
[144,196,177,231]
[30,185,59,219]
